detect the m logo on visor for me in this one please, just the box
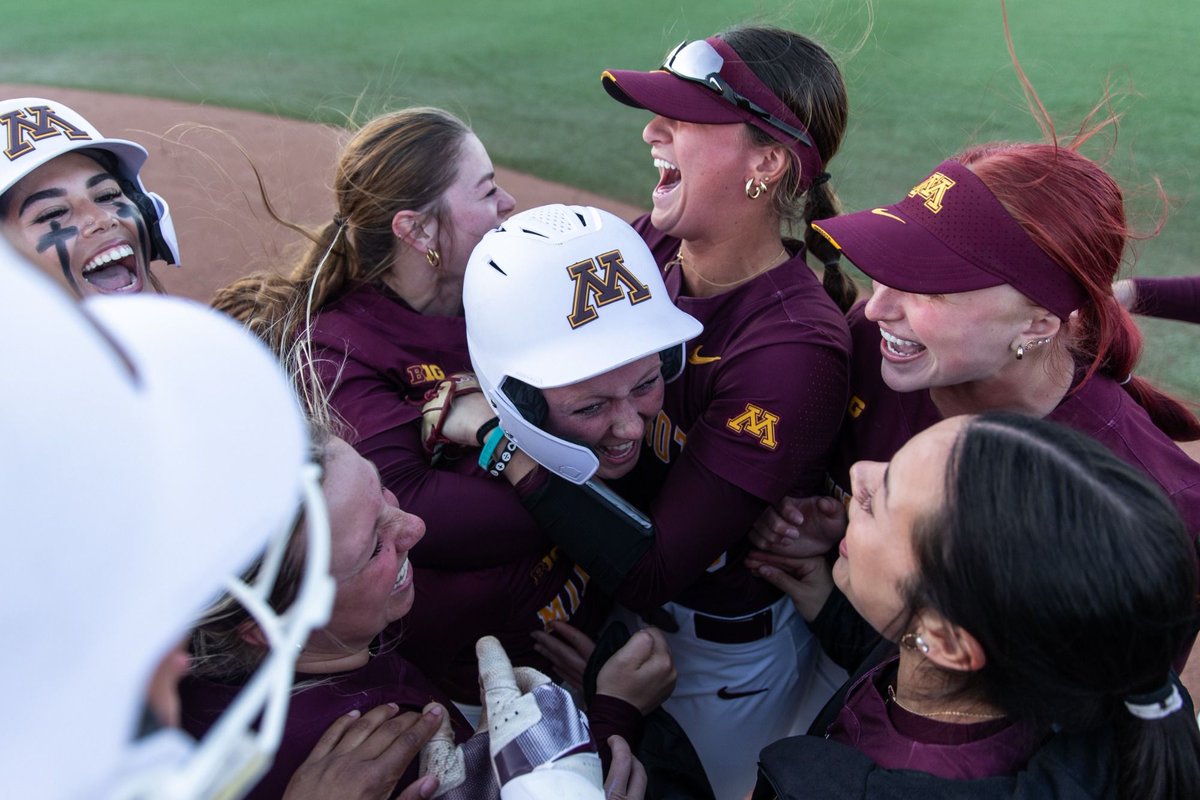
[908,171,956,214]
[566,249,652,328]
[1,105,92,161]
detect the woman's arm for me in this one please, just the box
[357,424,551,568]
[523,343,848,610]
[1121,275,1200,323]
[317,345,551,569]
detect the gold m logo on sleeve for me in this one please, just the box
[907,172,956,213]
[726,403,780,450]
[1,105,92,161]
[566,249,652,328]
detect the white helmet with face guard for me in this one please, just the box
[464,204,701,484]
[0,96,180,264]
[0,240,334,799]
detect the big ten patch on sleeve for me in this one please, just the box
[405,362,446,386]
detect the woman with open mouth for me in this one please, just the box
[0,97,179,296]
[748,85,1200,779]
[429,27,858,799]
[181,428,656,800]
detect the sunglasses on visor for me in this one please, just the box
[661,39,814,148]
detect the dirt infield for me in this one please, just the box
[1,84,645,303]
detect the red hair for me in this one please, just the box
[957,137,1200,440]
[948,1,1200,440]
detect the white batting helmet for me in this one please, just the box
[0,97,180,264]
[0,240,334,799]
[465,204,702,483]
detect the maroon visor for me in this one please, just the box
[601,37,823,190]
[811,159,1087,319]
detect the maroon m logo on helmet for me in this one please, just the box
[2,105,92,161]
[566,249,652,329]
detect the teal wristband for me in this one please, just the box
[478,425,507,470]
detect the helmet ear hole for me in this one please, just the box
[659,344,684,382]
[115,177,174,263]
[501,377,548,426]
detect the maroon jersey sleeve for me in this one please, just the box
[615,344,846,609]
[616,446,768,609]
[685,339,849,500]
[356,424,551,568]
[307,285,553,568]
[1132,275,1200,323]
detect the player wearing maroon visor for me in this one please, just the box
[435,26,856,799]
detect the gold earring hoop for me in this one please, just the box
[745,177,769,200]
[900,632,930,654]
[426,248,441,269]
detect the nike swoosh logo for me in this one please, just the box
[871,208,906,224]
[717,686,770,700]
[688,345,721,365]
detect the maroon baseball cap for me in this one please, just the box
[811,159,1087,319]
[601,37,824,189]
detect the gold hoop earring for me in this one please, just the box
[900,632,930,654]
[426,248,441,269]
[745,177,768,200]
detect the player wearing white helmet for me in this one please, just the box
[464,203,702,486]
[0,238,331,799]
[0,236,629,800]
[0,97,180,296]
[435,186,851,798]
[424,203,702,584]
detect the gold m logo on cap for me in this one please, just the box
[1,105,91,161]
[566,249,652,328]
[908,171,956,214]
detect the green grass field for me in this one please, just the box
[3,0,1198,396]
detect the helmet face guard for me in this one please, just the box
[111,466,336,800]
[2,240,327,799]
[0,97,180,264]
[465,204,702,484]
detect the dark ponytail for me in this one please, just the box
[907,412,1199,800]
[720,25,857,312]
[804,174,857,312]
[1115,678,1200,800]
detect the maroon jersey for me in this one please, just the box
[826,656,1039,780]
[614,218,852,616]
[309,282,608,701]
[180,649,636,798]
[826,304,941,498]
[1047,371,1200,537]
[1133,275,1200,323]
[834,302,1200,540]
[180,650,474,800]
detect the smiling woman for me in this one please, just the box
[0,96,179,296]
[181,432,475,800]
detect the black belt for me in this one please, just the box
[693,608,774,644]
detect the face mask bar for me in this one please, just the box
[661,39,815,148]
[111,464,336,800]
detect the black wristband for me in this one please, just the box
[475,417,501,447]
